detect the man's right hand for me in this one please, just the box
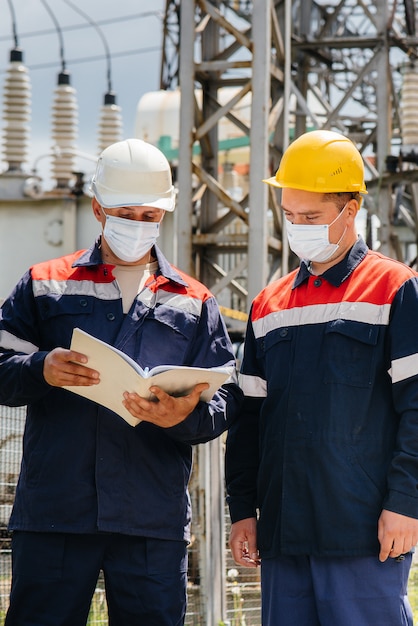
[229,517,260,568]
[43,348,100,387]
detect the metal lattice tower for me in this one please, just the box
[159,4,418,623]
[161,0,418,310]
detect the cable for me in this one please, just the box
[60,0,113,93]
[0,46,162,74]
[0,7,162,76]
[5,0,19,47]
[0,12,162,43]
[38,0,66,72]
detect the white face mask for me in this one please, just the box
[285,205,348,263]
[103,215,160,263]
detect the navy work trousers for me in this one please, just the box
[261,553,414,626]
[5,531,188,626]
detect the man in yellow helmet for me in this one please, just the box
[226,129,418,625]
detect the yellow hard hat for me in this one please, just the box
[264,130,367,195]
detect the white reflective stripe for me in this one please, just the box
[253,301,391,339]
[223,368,238,385]
[139,287,203,316]
[33,279,120,301]
[34,278,204,313]
[239,373,267,397]
[389,353,418,383]
[155,290,203,315]
[0,330,39,354]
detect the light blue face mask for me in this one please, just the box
[103,214,160,262]
[285,204,348,263]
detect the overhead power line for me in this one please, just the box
[1,46,163,75]
[0,12,162,43]
[0,9,163,75]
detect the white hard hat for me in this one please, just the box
[91,138,175,211]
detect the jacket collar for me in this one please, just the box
[73,238,189,288]
[293,236,369,289]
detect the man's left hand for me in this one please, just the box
[378,509,418,562]
[122,383,209,428]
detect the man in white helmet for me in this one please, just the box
[0,138,243,626]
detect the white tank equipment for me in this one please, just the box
[134,87,252,169]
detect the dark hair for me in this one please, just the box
[323,192,361,211]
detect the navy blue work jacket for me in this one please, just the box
[0,241,242,542]
[226,238,418,557]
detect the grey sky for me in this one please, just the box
[0,0,166,187]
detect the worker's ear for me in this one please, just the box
[92,197,104,223]
[346,199,359,220]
